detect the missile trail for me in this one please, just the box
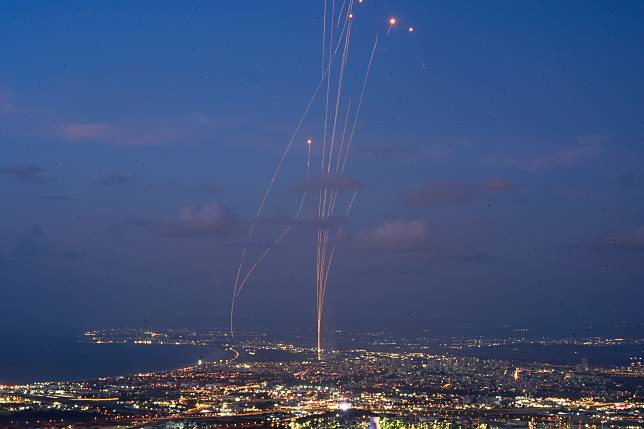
[230,2,394,362]
[229,14,352,338]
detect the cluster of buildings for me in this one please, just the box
[0,330,642,428]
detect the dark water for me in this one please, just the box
[448,343,643,367]
[0,336,223,384]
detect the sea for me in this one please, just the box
[0,334,223,385]
[447,343,643,367]
[1,331,641,385]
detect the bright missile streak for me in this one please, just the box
[317,33,378,359]
[230,14,352,338]
[387,17,396,35]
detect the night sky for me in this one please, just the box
[2,1,643,337]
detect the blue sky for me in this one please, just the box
[1,0,643,336]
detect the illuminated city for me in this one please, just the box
[2,1,644,428]
[0,329,642,427]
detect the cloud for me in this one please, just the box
[62,122,116,140]
[433,249,495,264]
[122,130,185,146]
[254,210,348,232]
[188,112,219,126]
[40,195,83,201]
[496,135,603,171]
[596,225,644,252]
[117,219,154,229]
[25,226,45,238]
[95,173,135,186]
[159,203,241,238]
[11,226,49,259]
[109,219,154,236]
[199,182,222,192]
[354,220,429,252]
[355,145,414,158]
[0,89,15,113]
[60,250,83,259]
[144,181,180,192]
[356,144,451,161]
[1,89,218,147]
[406,178,515,206]
[0,164,49,183]
[112,204,241,239]
[523,145,598,170]
[617,172,641,191]
[297,175,363,192]
[61,122,184,146]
